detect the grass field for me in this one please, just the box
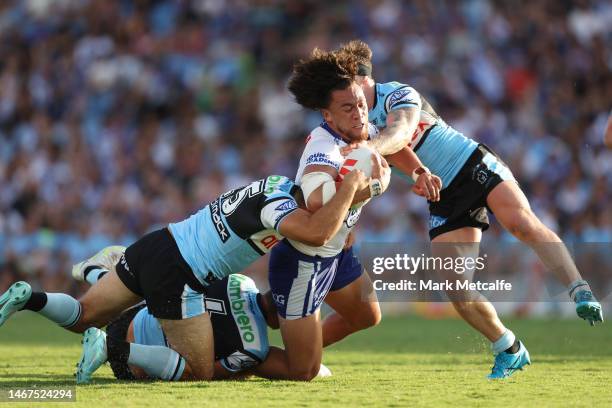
[0,312,611,407]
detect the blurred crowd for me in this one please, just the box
[0,0,610,297]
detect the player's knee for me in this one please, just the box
[354,304,381,330]
[185,362,214,381]
[504,207,540,241]
[289,365,319,381]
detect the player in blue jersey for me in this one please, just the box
[333,40,603,379]
[77,273,287,382]
[0,170,380,382]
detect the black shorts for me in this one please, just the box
[428,144,515,240]
[115,228,208,320]
[106,304,146,380]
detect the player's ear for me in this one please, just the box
[320,108,333,124]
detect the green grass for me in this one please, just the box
[1,312,611,407]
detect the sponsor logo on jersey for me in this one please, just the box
[429,215,447,230]
[210,199,230,242]
[228,275,256,343]
[305,152,339,168]
[260,234,280,250]
[264,175,284,194]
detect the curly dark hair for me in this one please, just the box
[336,40,373,65]
[288,48,358,110]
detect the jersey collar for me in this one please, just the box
[320,121,352,144]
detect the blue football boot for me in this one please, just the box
[0,281,32,327]
[487,341,531,379]
[574,290,603,326]
[76,327,108,384]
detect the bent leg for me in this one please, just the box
[322,273,381,347]
[254,312,322,381]
[159,313,215,381]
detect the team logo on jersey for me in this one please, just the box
[275,200,297,212]
[385,87,415,112]
[210,199,230,242]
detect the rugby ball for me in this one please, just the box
[337,146,378,180]
[338,146,381,209]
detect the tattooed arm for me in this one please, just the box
[368,107,419,156]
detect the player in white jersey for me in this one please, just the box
[333,40,603,379]
[265,50,392,380]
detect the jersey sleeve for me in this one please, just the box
[260,195,298,231]
[384,83,422,113]
[302,135,343,171]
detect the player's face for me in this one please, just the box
[322,82,369,142]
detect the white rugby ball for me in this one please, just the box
[337,146,378,180]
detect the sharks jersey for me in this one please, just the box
[292,122,377,257]
[369,82,478,188]
[133,274,270,373]
[169,175,298,287]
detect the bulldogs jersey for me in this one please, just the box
[169,175,298,286]
[369,82,478,188]
[133,274,269,373]
[292,122,377,257]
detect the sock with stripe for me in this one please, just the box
[491,329,516,355]
[22,293,81,328]
[83,267,109,285]
[106,336,186,381]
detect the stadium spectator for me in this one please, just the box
[0,0,610,296]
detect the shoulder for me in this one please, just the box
[377,82,421,113]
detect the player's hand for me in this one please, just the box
[340,141,368,156]
[412,172,442,202]
[370,153,391,194]
[342,169,369,192]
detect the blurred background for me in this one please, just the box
[0,0,610,317]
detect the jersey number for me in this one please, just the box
[221,180,264,216]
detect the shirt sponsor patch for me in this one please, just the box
[305,152,339,168]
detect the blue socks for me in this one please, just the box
[128,343,186,381]
[492,330,516,355]
[23,293,82,328]
[84,267,109,285]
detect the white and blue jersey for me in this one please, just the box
[169,175,298,287]
[369,81,478,188]
[132,274,270,373]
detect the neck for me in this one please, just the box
[363,79,375,109]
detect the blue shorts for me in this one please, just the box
[268,240,363,320]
